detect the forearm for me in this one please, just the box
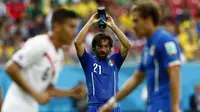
[74,22,92,45]
[6,61,37,98]
[170,82,180,110]
[115,71,145,102]
[110,25,131,49]
[52,88,72,98]
[169,66,180,111]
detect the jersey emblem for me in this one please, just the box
[150,45,155,56]
[164,42,177,55]
[108,59,114,66]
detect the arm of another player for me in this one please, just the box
[47,82,87,99]
[161,39,181,112]
[5,61,51,104]
[101,16,131,56]
[74,13,101,56]
[98,71,145,112]
[168,66,180,112]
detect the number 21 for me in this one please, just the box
[93,63,101,74]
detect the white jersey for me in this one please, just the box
[2,34,64,112]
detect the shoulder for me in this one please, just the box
[159,29,174,41]
[110,51,122,58]
[155,30,180,55]
[58,48,64,58]
[23,34,49,52]
[155,29,177,47]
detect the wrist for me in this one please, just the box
[108,97,118,108]
[31,90,39,99]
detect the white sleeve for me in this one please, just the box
[12,38,46,68]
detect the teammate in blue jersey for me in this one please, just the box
[99,1,181,112]
[74,13,131,112]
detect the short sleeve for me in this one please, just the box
[110,51,127,70]
[157,40,181,68]
[78,49,93,71]
[11,39,45,68]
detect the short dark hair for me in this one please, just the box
[51,9,79,24]
[92,32,113,51]
[132,0,160,25]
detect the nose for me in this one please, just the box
[99,47,107,52]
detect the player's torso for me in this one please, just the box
[86,57,118,104]
[22,36,64,92]
[142,40,170,100]
[3,35,64,111]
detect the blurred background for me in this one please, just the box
[0,0,200,111]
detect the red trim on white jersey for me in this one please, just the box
[44,52,55,77]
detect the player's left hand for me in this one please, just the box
[98,103,113,112]
[71,82,87,99]
[101,15,116,28]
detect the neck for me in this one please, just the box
[49,32,61,50]
[146,25,159,38]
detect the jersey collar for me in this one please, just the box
[94,56,109,62]
[147,28,163,47]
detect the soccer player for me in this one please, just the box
[99,1,181,112]
[2,9,87,112]
[74,13,131,112]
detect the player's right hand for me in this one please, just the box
[34,92,51,104]
[88,13,101,24]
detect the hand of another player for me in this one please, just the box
[34,92,51,104]
[98,103,114,112]
[101,15,116,28]
[70,82,87,99]
[88,13,101,24]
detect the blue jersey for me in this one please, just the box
[138,28,181,103]
[78,50,126,105]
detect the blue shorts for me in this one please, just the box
[147,98,181,112]
[87,104,120,112]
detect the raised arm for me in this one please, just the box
[74,13,100,56]
[102,16,131,56]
